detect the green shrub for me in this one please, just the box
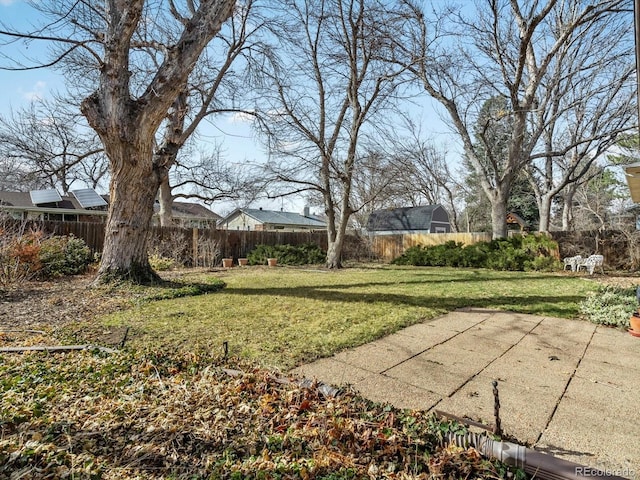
[148,253,178,271]
[247,244,278,265]
[579,285,637,328]
[247,243,326,266]
[459,243,488,267]
[38,235,92,278]
[485,239,529,271]
[391,245,427,266]
[524,255,562,272]
[392,234,560,272]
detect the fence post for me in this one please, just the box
[192,228,199,267]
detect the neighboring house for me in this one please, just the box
[0,189,221,227]
[154,201,222,228]
[624,162,640,203]
[366,205,451,235]
[218,207,327,232]
[0,189,108,222]
[506,212,529,232]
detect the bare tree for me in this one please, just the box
[349,150,400,231]
[401,0,630,239]
[388,121,462,231]
[152,0,269,225]
[571,166,625,230]
[256,0,414,268]
[157,144,263,225]
[0,0,236,283]
[524,8,635,232]
[0,97,107,193]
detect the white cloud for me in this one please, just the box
[228,111,255,124]
[20,81,46,102]
[0,0,16,6]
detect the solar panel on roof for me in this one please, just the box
[72,188,108,209]
[30,189,62,205]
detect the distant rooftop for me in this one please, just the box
[241,208,326,228]
[367,205,443,232]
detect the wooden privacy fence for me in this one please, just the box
[8,220,331,266]
[12,219,632,267]
[369,233,492,262]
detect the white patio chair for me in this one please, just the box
[563,255,582,272]
[576,254,604,275]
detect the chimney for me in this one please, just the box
[301,206,310,217]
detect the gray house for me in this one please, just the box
[366,205,451,235]
[218,207,326,232]
[0,189,221,227]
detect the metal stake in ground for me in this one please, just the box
[492,380,502,437]
[223,341,229,359]
[120,327,130,349]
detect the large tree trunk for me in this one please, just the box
[537,193,553,233]
[489,189,508,239]
[158,173,173,227]
[562,185,577,231]
[78,0,235,284]
[96,146,163,284]
[326,210,349,269]
[326,238,343,269]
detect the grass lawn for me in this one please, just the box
[98,265,599,370]
[2,265,604,479]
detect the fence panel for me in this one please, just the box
[370,232,492,262]
[8,217,630,268]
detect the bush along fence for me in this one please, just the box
[391,236,561,271]
[4,219,637,270]
[3,220,341,267]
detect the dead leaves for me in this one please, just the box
[0,350,520,479]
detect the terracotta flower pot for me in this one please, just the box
[267,257,277,267]
[630,313,640,333]
[222,258,234,268]
[238,258,248,267]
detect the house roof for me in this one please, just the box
[0,190,91,211]
[624,162,640,203]
[220,208,326,228]
[0,190,220,221]
[367,205,444,231]
[506,212,528,228]
[155,201,221,221]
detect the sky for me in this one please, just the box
[0,0,458,217]
[0,1,282,215]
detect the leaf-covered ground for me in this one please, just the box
[2,266,616,478]
[0,349,523,479]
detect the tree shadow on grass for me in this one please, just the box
[223,283,585,318]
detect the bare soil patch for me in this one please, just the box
[0,273,153,348]
[0,274,131,330]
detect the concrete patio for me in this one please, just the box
[291,309,639,478]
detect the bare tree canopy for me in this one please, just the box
[152,0,270,226]
[255,0,415,268]
[1,0,237,283]
[0,96,107,194]
[401,0,634,238]
[523,1,636,231]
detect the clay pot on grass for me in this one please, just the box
[222,258,234,268]
[238,258,248,267]
[267,258,277,267]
